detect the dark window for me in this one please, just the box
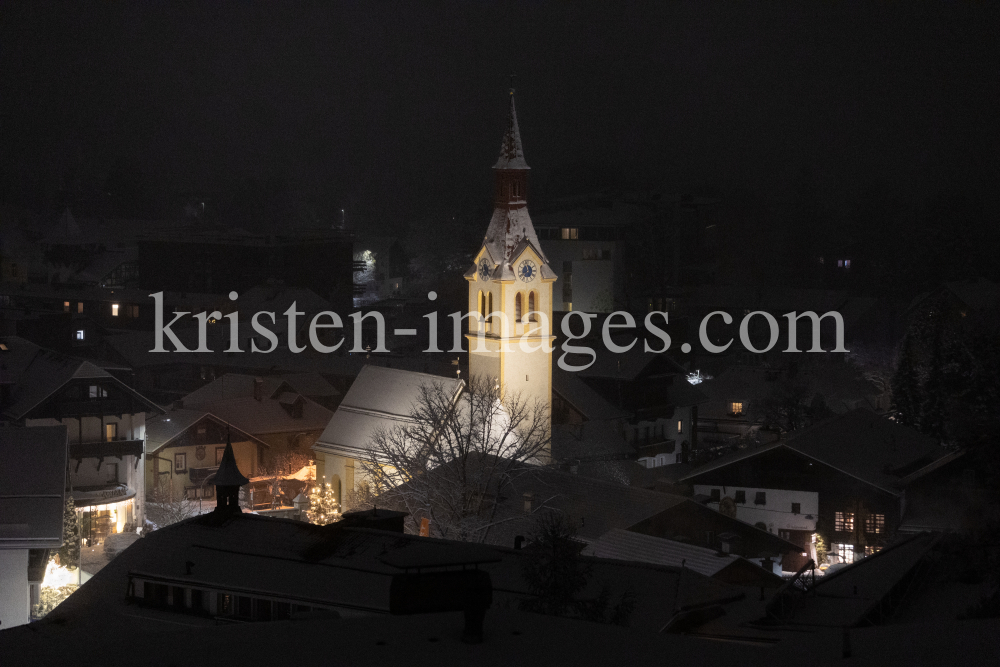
[144,582,168,606]
[710,488,721,502]
[172,586,185,609]
[218,593,233,615]
[791,503,801,515]
[734,490,746,504]
[216,447,225,465]
[190,588,204,612]
[254,599,272,621]
[237,595,252,619]
[274,601,291,620]
[754,491,766,505]
[705,530,715,545]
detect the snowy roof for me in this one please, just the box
[0,336,161,420]
[682,409,950,494]
[0,426,67,549]
[493,91,529,170]
[583,528,742,577]
[1,511,766,664]
[481,206,549,265]
[144,409,269,454]
[313,365,463,456]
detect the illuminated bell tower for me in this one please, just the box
[465,89,556,442]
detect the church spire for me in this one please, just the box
[212,425,249,516]
[494,89,529,171]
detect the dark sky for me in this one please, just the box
[2,1,998,230]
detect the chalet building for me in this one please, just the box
[0,337,162,545]
[144,410,268,503]
[552,346,706,467]
[0,426,66,629]
[680,409,958,570]
[178,373,336,458]
[693,362,888,451]
[473,464,801,574]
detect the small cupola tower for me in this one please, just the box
[212,428,249,516]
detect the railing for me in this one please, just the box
[70,439,144,460]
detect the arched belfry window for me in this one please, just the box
[478,290,485,323]
[528,291,537,322]
[515,292,523,322]
[487,292,494,330]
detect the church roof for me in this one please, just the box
[213,432,249,486]
[482,206,549,265]
[493,91,529,170]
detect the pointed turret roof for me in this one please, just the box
[213,428,249,487]
[493,90,529,170]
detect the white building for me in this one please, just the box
[0,426,67,629]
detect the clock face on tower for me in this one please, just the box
[478,258,491,281]
[518,259,537,282]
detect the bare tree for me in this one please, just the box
[146,478,199,529]
[357,375,550,542]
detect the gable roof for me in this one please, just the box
[144,409,269,454]
[313,365,463,456]
[681,409,951,494]
[583,528,744,577]
[0,336,162,421]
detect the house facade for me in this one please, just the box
[1,337,162,546]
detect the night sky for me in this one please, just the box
[2,2,998,232]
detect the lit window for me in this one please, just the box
[77,302,84,313]
[864,545,881,556]
[63,301,70,312]
[835,543,855,562]
[844,259,851,269]
[174,453,187,473]
[731,402,743,415]
[560,228,579,240]
[112,303,120,316]
[837,260,844,268]
[865,513,885,534]
[835,511,855,532]
[105,423,117,442]
[677,420,683,433]
[76,330,85,341]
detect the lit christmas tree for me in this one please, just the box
[306,481,341,525]
[56,496,80,570]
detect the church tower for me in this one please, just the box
[465,90,556,441]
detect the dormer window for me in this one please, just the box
[89,385,108,399]
[730,402,743,415]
